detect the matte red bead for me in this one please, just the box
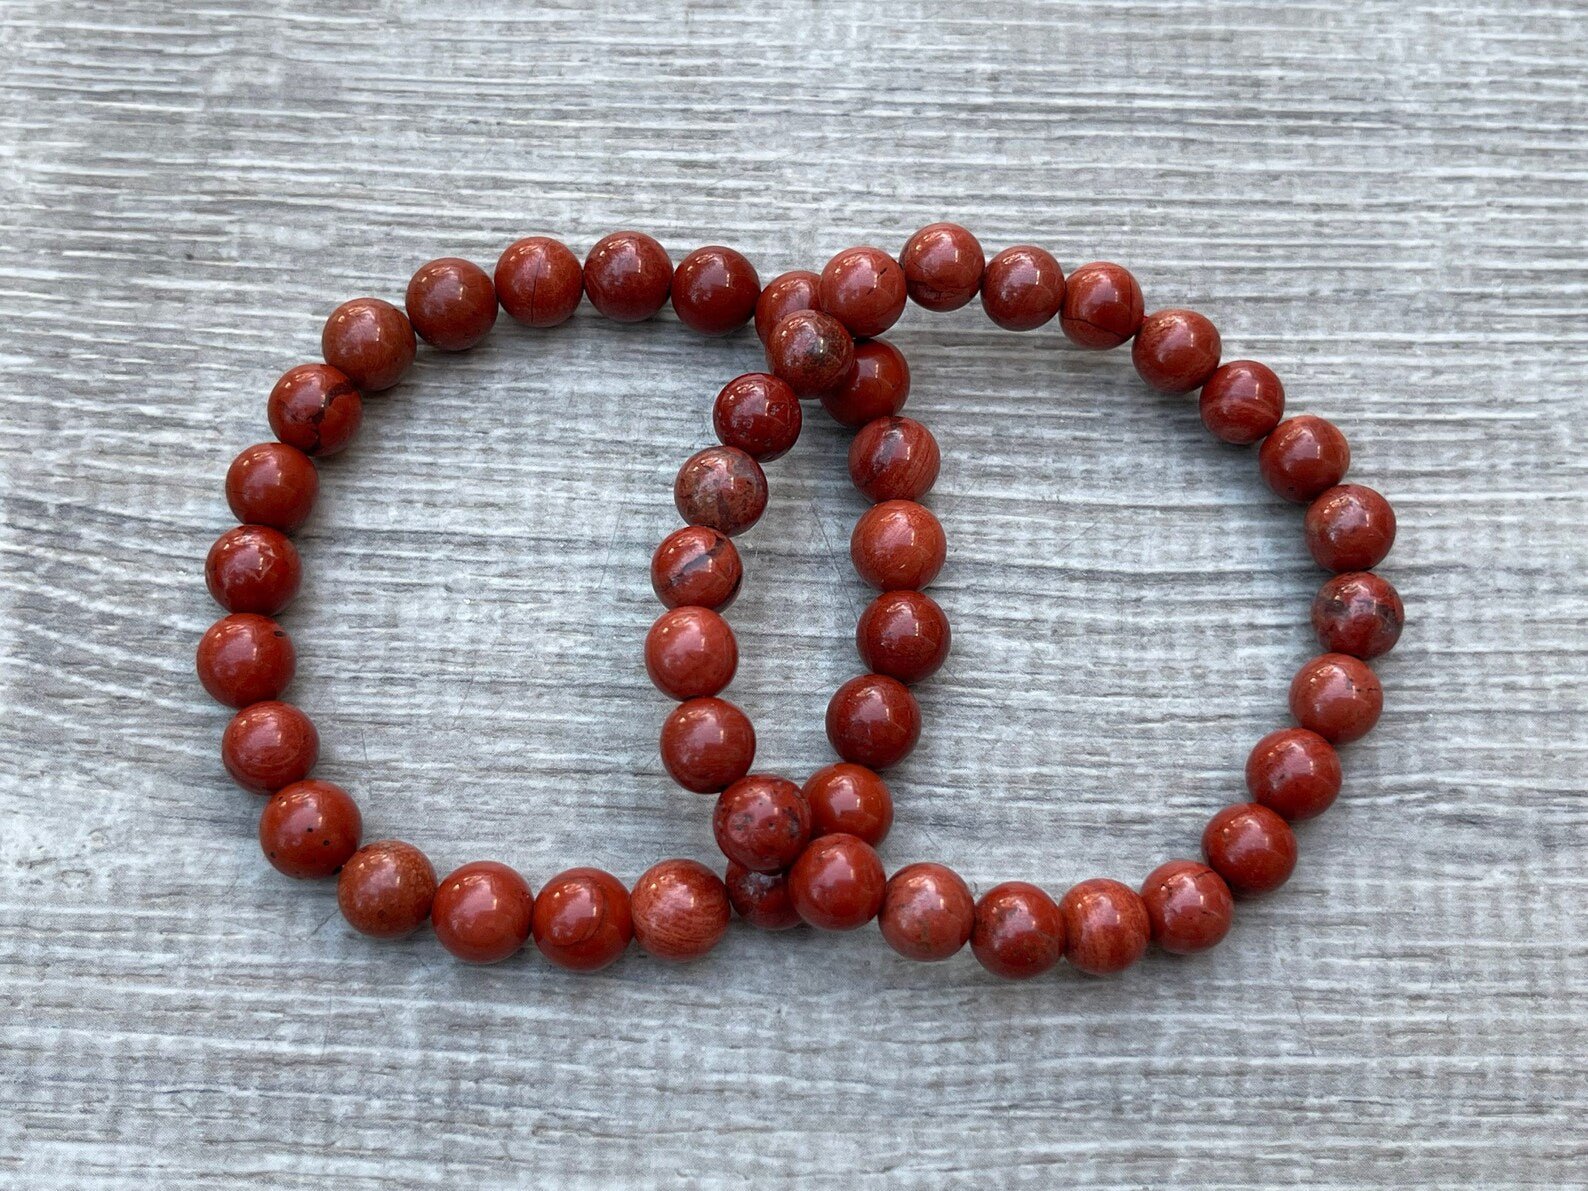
[1059,878,1150,976]
[856,590,951,684]
[900,222,985,312]
[788,833,885,931]
[850,499,946,591]
[981,245,1065,331]
[819,246,907,338]
[258,779,362,879]
[1305,484,1397,572]
[671,246,761,336]
[1245,728,1342,821]
[267,363,362,457]
[674,446,768,538]
[803,763,894,846]
[754,270,821,345]
[848,415,939,503]
[660,696,756,793]
[405,257,498,351]
[222,700,318,794]
[820,337,910,428]
[225,442,318,533]
[1059,261,1144,349]
[1289,652,1383,744]
[584,231,672,323]
[1132,308,1222,394]
[532,867,633,972]
[971,881,1066,979]
[337,840,437,938]
[766,309,856,399]
[650,526,743,611]
[630,858,730,961]
[879,863,975,961]
[321,297,415,392]
[494,236,584,328]
[196,613,296,708]
[1312,571,1404,660]
[725,862,801,931]
[205,525,302,616]
[1259,415,1351,503]
[712,774,811,873]
[712,373,802,461]
[825,673,921,770]
[644,606,737,700]
[1202,803,1297,896]
[1199,360,1285,444]
[1140,860,1234,954]
[432,861,534,964]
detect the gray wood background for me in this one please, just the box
[1,0,1584,1186]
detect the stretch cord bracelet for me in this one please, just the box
[197,224,1404,978]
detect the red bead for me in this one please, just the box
[803,763,894,845]
[788,833,885,931]
[879,863,975,961]
[221,700,318,794]
[196,613,295,708]
[630,858,730,961]
[850,499,946,591]
[1305,484,1397,572]
[494,236,584,328]
[321,297,415,392]
[981,245,1065,331]
[712,373,802,461]
[660,696,756,793]
[818,246,907,338]
[267,363,362,457]
[1199,360,1285,444]
[1059,261,1144,349]
[899,222,985,312]
[258,779,362,879]
[225,442,318,533]
[848,416,939,502]
[531,867,633,972]
[645,606,737,700]
[971,881,1066,979]
[432,861,534,964]
[820,337,910,428]
[405,257,498,351]
[650,526,743,611]
[1059,878,1150,976]
[672,246,761,336]
[1312,571,1404,660]
[1132,308,1221,394]
[712,774,811,873]
[1245,728,1342,821]
[856,590,951,684]
[583,231,672,323]
[1140,860,1234,954]
[1289,652,1383,744]
[1259,415,1351,503]
[337,840,437,938]
[724,863,801,931]
[1202,804,1297,896]
[754,270,821,345]
[825,673,921,770]
[674,446,768,538]
[205,525,301,616]
[766,310,855,398]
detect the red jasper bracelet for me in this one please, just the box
[198,223,1402,979]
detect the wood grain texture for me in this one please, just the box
[1,0,1585,1185]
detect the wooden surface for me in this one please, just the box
[1,1,1585,1186]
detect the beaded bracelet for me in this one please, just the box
[198,224,1403,979]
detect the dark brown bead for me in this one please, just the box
[196,613,295,708]
[531,867,633,972]
[754,270,821,345]
[1059,878,1150,976]
[650,526,743,612]
[494,236,583,328]
[825,673,921,770]
[1312,571,1404,660]
[205,525,302,616]
[1132,308,1221,394]
[337,840,437,938]
[981,245,1065,331]
[766,309,855,399]
[725,862,801,931]
[803,763,893,846]
[645,606,738,701]
[820,337,910,428]
[671,246,761,336]
[1202,804,1297,896]
[1259,415,1351,503]
[848,416,939,503]
[267,363,362,457]
[405,257,498,351]
[225,443,318,533]
[1305,484,1397,572]
[1140,860,1234,954]
[630,858,730,961]
[788,833,885,931]
[660,696,756,793]
[1245,728,1342,821]
[879,863,975,962]
[819,246,907,338]
[222,700,318,794]
[850,499,946,591]
[321,297,415,392]
[583,231,672,323]
[712,373,802,461]
[432,861,534,964]
[1059,261,1144,349]
[712,774,811,873]
[856,590,951,684]
[1199,360,1285,444]
[1290,652,1383,744]
[674,446,768,538]
[258,779,362,879]
[899,222,984,312]
[971,881,1066,979]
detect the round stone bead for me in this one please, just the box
[820,337,911,428]
[1259,415,1351,503]
[672,246,761,336]
[1245,728,1342,821]
[1140,860,1234,955]
[1312,571,1404,659]
[221,700,318,794]
[712,775,811,873]
[1199,360,1285,444]
[724,863,801,931]
[856,590,951,684]
[1059,878,1151,977]
[432,861,534,964]
[803,763,894,846]
[196,613,295,708]
[1060,261,1144,349]
[583,231,672,322]
[981,245,1065,331]
[712,373,802,461]
[225,443,318,533]
[267,363,362,457]
[1202,804,1297,896]
[848,415,939,502]
[258,779,362,879]
[337,840,437,938]
[879,863,975,962]
[494,236,584,327]
[645,606,738,701]
[899,222,985,311]
[630,858,731,961]
[766,310,856,398]
[320,297,415,391]
[531,867,633,972]
[971,881,1066,979]
[819,246,907,338]
[1305,484,1397,572]
[850,500,946,591]
[1290,653,1383,744]
[754,270,821,345]
[1132,308,1221,394]
[650,526,743,611]
[205,525,302,616]
[674,446,768,538]
[660,696,756,793]
[825,674,921,770]
[405,257,498,351]
[788,833,886,931]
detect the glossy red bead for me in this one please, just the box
[630,858,731,961]
[671,246,761,336]
[650,526,743,611]
[494,236,584,328]
[899,222,984,312]
[754,270,821,345]
[1059,261,1144,349]
[856,590,951,684]
[258,779,362,880]
[1289,652,1384,744]
[724,863,801,931]
[1312,571,1404,660]
[850,499,946,591]
[1245,728,1342,821]
[674,446,768,538]
[825,673,921,770]
[583,231,672,323]
[660,696,756,793]
[766,309,856,399]
[337,840,437,938]
[981,245,1065,331]
[1259,415,1351,503]
[405,257,498,351]
[712,373,802,461]
[1132,308,1221,394]
[321,297,415,392]
[1140,860,1234,954]
[820,337,910,428]
[1305,484,1397,572]
[432,861,534,964]
[205,525,301,616]
[788,833,886,931]
[644,606,737,700]
[1199,360,1285,444]
[1059,878,1150,976]
[818,246,907,338]
[848,415,939,503]
[879,863,975,962]
[224,442,318,533]
[971,881,1066,979]
[531,867,633,972]
[803,763,894,846]
[1203,803,1298,896]
[221,700,318,794]
[267,363,362,457]
[712,774,811,873]
[196,613,296,708]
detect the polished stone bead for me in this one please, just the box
[879,863,975,961]
[754,270,821,345]
[712,774,811,873]
[819,246,907,338]
[645,606,737,700]
[337,840,437,939]
[981,245,1065,331]
[1259,415,1351,503]
[856,590,951,684]
[674,446,768,537]
[494,236,584,327]
[1305,484,1397,572]
[225,442,318,533]
[583,231,672,322]
[766,309,856,398]
[1139,860,1234,954]
[405,257,498,351]
[802,762,894,846]
[850,499,946,591]
[1059,878,1151,976]
[1245,728,1342,821]
[1289,652,1383,743]
[222,700,318,794]
[672,246,761,336]
[267,363,362,457]
[825,673,921,770]
[1312,571,1404,659]
[650,526,743,612]
[1199,360,1285,444]
[1202,803,1297,896]
[712,373,802,461]
[899,222,985,312]
[531,867,633,972]
[660,696,756,793]
[724,862,802,931]
[196,613,295,708]
[788,833,885,931]
[971,881,1066,979]
[321,297,415,391]
[820,337,910,428]
[848,415,939,502]
[630,858,731,961]
[1132,308,1221,394]
[432,860,534,964]
[258,779,362,879]
[205,525,301,616]
[1059,261,1144,349]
